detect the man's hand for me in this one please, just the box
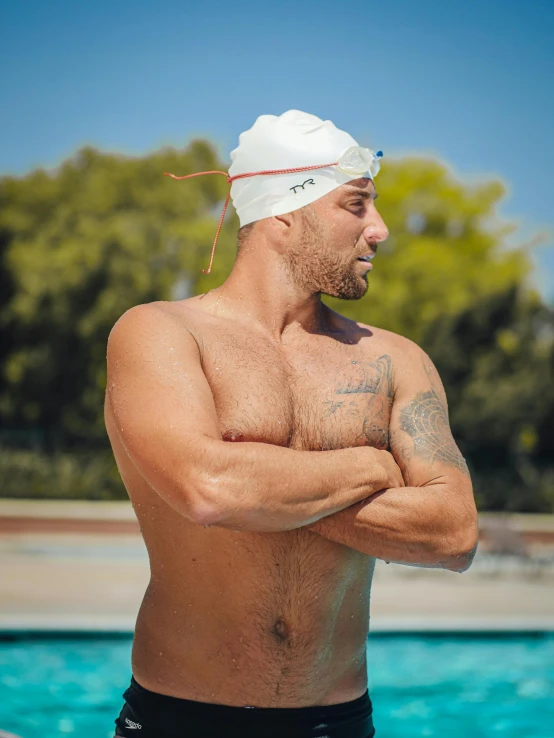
[376,449,405,491]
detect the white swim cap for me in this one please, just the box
[229,110,381,227]
[164,109,382,273]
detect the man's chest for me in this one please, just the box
[199,326,394,452]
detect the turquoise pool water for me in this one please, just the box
[1,634,553,737]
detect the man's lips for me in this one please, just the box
[356,254,374,271]
[356,259,373,271]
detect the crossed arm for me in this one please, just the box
[307,349,478,572]
[106,304,478,573]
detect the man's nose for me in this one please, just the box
[363,211,389,245]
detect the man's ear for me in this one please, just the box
[265,213,295,255]
[273,212,294,231]
[273,209,307,241]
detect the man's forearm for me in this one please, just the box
[307,483,479,572]
[195,442,396,533]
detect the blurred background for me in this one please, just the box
[0,1,553,737]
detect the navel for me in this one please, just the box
[272,617,291,643]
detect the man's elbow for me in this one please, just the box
[440,521,479,573]
[174,441,241,527]
[444,539,478,573]
[185,463,250,529]
[185,472,233,527]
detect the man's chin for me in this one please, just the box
[324,281,369,301]
[344,270,371,300]
[340,288,369,301]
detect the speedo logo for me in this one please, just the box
[290,178,316,194]
[125,717,142,729]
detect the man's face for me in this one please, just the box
[283,178,389,300]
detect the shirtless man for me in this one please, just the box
[106,111,478,738]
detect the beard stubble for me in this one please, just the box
[283,207,369,301]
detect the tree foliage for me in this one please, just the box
[324,157,524,343]
[0,142,236,444]
[0,142,552,510]
[422,288,554,511]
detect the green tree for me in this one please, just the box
[422,287,554,512]
[324,157,525,344]
[1,143,552,511]
[0,141,237,446]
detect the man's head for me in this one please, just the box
[237,176,388,300]
[231,110,388,300]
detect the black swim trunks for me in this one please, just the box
[114,676,375,738]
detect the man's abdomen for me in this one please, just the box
[131,527,374,707]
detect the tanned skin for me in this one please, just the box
[105,177,478,708]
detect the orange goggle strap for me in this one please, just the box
[164,162,338,274]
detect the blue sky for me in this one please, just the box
[1,0,553,298]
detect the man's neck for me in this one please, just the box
[201,252,330,340]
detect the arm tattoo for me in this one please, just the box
[399,389,469,474]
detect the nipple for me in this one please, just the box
[223,428,247,442]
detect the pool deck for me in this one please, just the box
[1,500,553,634]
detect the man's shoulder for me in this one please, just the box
[351,318,428,363]
[110,298,199,333]
[352,320,445,401]
[108,299,201,355]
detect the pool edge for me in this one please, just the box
[1,614,553,639]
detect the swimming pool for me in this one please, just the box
[1,634,553,737]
